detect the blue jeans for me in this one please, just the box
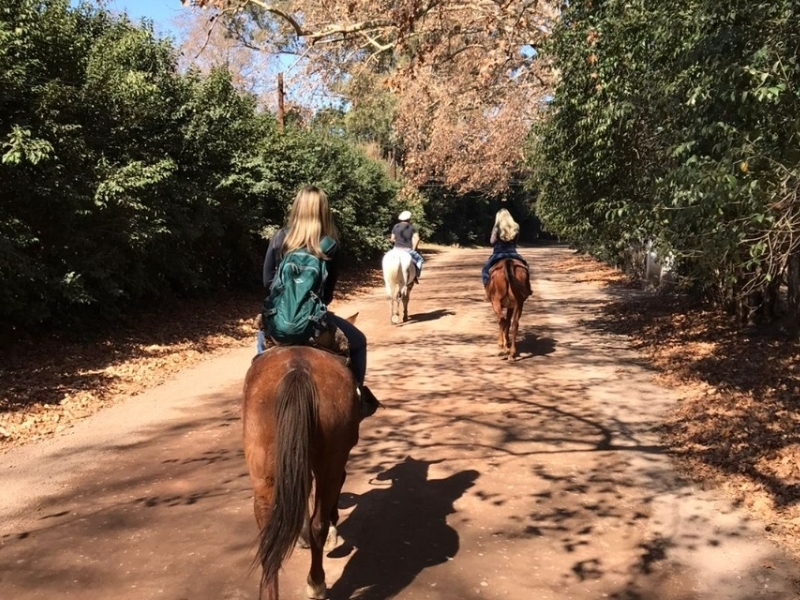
[256,329,267,354]
[482,252,529,285]
[409,250,423,276]
[328,314,367,386]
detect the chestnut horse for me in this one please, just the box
[382,248,416,324]
[486,259,530,359]
[243,344,361,600]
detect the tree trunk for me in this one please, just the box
[787,250,800,328]
[277,72,285,131]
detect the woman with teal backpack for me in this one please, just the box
[257,185,380,417]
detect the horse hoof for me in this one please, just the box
[306,581,328,599]
[391,314,400,324]
[324,524,339,552]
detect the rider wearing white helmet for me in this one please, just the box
[391,211,424,283]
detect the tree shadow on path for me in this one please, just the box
[329,457,479,600]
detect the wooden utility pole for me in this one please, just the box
[277,72,285,131]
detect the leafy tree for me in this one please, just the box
[0,0,402,337]
[532,0,800,326]
[182,0,560,195]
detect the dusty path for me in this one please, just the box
[1,246,798,600]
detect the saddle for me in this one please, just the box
[488,259,532,299]
[489,258,527,275]
[253,314,351,365]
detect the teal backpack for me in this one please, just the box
[261,236,336,345]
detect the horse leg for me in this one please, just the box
[504,308,514,357]
[324,470,347,552]
[497,313,507,354]
[402,289,411,322]
[306,464,349,599]
[390,293,401,325]
[298,515,311,549]
[489,295,506,354]
[305,504,329,599]
[509,305,521,359]
[253,485,279,600]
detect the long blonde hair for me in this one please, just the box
[494,208,520,242]
[282,186,339,258]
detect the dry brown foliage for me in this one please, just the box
[180,0,559,194]
[556,252,800,560]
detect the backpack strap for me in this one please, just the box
[320,236,336,256]
[315,236,336,298]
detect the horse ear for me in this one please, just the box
[344,312,359,324]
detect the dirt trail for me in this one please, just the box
[1,246,798,600]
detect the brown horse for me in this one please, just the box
[243,344,361,600]
[486,258,530,359]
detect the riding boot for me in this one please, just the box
[357,385,382,419]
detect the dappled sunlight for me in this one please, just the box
[1,246,797,600]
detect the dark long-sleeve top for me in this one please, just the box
[262,228,340,305]
[490,226,518,252]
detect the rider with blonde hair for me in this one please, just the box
[482,208,532,295]
[258,185,380,416]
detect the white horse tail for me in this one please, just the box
[383,250,401,299]
[398,259,409,298]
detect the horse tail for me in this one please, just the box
[386,252,406,299]
[504,259,521,296]
[256,363,317,587]
[383,251,400,298]
[396,258,408,298]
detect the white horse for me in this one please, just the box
[382,248,416,324]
